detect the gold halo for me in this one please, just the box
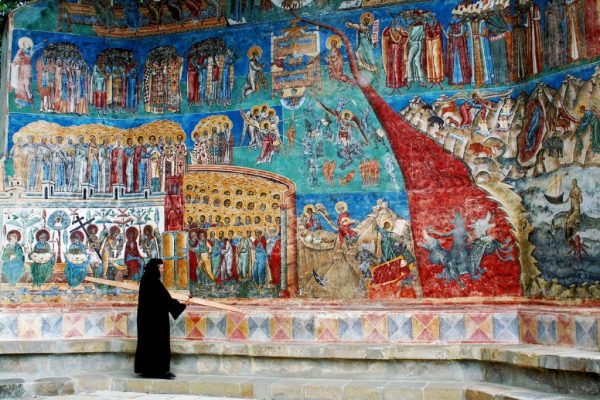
[247,45,262,58]
[251,106,261,114]
[303,204,315,215]
[342,109,353,118]
[360,12,374,26]
[18,37,33,50]
[326,35,342,50]
[335,201,348,214]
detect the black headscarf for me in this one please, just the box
[142,258,162,281]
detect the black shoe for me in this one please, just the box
[140,372,176,380]
[162,372,176,380]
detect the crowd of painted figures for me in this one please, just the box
[187,39,235,108]
[34,43,90,114]
[1,220,161,287]
[240,105,283,164]
[142,46,184,114]
[91,49,140,116]
[187,226,282,287]
[190,115,235,165]
[184,185,284,286]
[330,0,600,91]
[12,0,599,116]
[9,133,187,195]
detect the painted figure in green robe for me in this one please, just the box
[65,230,90,287]
[29,229,56,286]
[576,106,600,154]
[376,222,402,263]
[1,230,25,285]
[485,7,509,85]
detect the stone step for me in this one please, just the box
[466,383,582,400]
[0,371,592,400]
[39,392,243,400]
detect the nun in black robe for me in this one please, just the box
[134,258,186,379]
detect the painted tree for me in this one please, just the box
[0,1,30,59]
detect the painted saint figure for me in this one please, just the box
[125,227,145,281]
[29,229,56,286]
[486,7,510,85]
[252,230,268,285]
[65,230,90,287]
[335,201,358,247]
[11,37,44,108]
[425,14,445,89]
[565,0,585,63]
[381,22,409,93]
[406,12,426,87]
[345,13,379,73]
[325,36,355,86]
[545,0,566,69]
[565,179,583,240]
[242,47,265,101]
[1,230,25,285]
[524,0,543,75]
[446,13,471,86]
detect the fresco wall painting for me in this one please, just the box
[2,0,600,303]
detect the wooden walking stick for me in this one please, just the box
[84,276,245,314]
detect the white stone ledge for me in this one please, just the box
[0,339,598,375]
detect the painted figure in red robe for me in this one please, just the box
[335,201,358,246]
[382,21,409,94]
[325,35,355,85]
[110,137,127,190]
[125,227,145,281]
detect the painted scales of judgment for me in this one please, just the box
[270,21,322,98]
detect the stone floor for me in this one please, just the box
[0,371,587,400]
[40,393,240,400]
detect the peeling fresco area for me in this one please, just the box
[2,0,600,301]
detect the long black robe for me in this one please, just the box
[134,263,186,376]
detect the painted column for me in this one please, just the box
[280,205,287,294]
[284,190,297,297]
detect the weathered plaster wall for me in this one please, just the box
[1,0,600,303]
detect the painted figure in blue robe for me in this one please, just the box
[210,232,223,279]
[39,137,52,182]
[125,61,139,112]
[29,229,56,286]
[125,137,135,193]
[345,13,378,73]
[199,57,208,103]
[124,0,141,30]
[28,142,38,191]
[1,230,25,285]
[73,136,88,192]
[220,51,233,106]
[88,135,100,191]
[478,19,493,85]
[52,137,67,192]
[65,230,90,287]
[525,104,542,152]
[252,230,268,285]
[60,62,70,104]
[485,8,509,85]
[576,106,600,154]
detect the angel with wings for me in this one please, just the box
[240,108,261,148]
[317,101,369,148]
